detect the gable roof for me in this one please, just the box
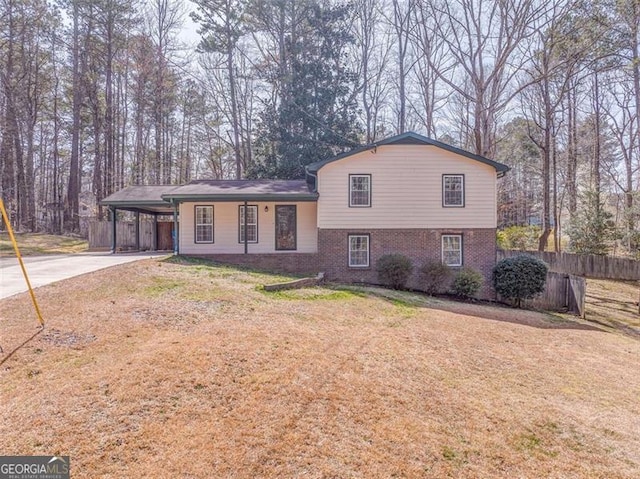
[161,179,318,202]
[306,131,510,177]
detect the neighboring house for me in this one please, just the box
[101,132,509,298]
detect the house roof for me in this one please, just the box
[100,185,179,214]
[161,179,318,202]
[306,131,510,177]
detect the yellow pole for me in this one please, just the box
[0,199,44,327]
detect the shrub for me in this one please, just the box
[492,255,548,308]
[420,260,453,295]
[451,267,483,299]
[376,254,413,290]
[497,225,541,250]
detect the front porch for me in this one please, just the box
[100,180,319,259]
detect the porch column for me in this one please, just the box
[134,211,140,251]
[110,207,117,254]
[244,200,248,254]
[172,201,179,255]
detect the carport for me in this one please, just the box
[100,185,179,253]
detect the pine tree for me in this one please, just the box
[567,190,617,255]
[248,0,361,179]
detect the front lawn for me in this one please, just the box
[0,232,88,256]
[1,258,638,478]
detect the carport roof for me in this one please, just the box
[101,180,318,213]
[161,179,318,202]
[100,185,178,214]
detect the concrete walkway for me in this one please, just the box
[0,252,168,300]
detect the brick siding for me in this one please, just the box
[186,228,497,299]
[318,228,497,299]
[188,253,319,276]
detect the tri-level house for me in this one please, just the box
[102,132,509,298]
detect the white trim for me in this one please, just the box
[195,205,214,243]
[443,174,464,207]
[442,234,462,266]
[348,234,370,267]
[239,205,258,243]
[349,174,371,207]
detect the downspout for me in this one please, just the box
[110,206,117,254]
[172,200,179,255]
[244,200,248,254]
[305,168,319,193]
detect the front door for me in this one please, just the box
[275,205,296,250]
[157,221,174,250]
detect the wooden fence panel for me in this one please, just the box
[89,221,156,250]
[497,250,640,280]
[518,271,585,316]
[569,275,586,318]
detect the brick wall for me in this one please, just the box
[187,228,498,299]
[317,228,497,299]
[189,253,319,276]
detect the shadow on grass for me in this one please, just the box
[337,284,606,334]
[584,293,640,339]
[0,327,44,367]
[156,258,614,335]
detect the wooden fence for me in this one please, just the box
[515,271,585,317]
[89,220,156,250]
[498,249,640,281]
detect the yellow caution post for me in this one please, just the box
[0,199,44,327]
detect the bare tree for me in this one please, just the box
[426,0,547,158]
[147,0,183,184]
[411,0,449,137]
[352,0,393,142]
[388,0,414,134]
[521,3,589,251]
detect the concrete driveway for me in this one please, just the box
[0,252,168,300]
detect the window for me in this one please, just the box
[348,234,370,267]
[275,205,296,250]
[195,206,214,243]
[442,234,462,266]
[443,174,464,207]
[239,205,258,243]
[349,174,371,207]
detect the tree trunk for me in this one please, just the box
[66,1,82,232]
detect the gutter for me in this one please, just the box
[160,194,318,202]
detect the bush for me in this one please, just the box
[376,254,413,290]
[497,225,541,250]
[451,267,483,299]
[420,260,453,295]
[492,255,548,308]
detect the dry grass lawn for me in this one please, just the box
[586,279,640,336]
[1,257,639,478]
[0,232,88,256]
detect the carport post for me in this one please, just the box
[134,211,140,250]
[153,214,158,251]
[110,206,117,254]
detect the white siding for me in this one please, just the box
[179,201,317,254]
[317,145,498,229]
